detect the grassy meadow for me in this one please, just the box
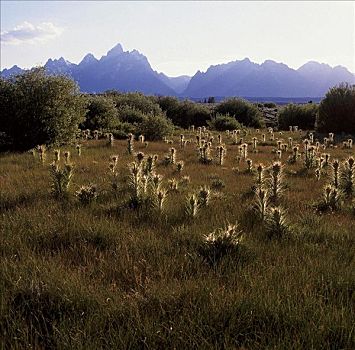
[0,128,354,349]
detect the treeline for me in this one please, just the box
[1,68,354,151]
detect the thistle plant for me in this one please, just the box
[76,184,98,205]
[50,162,74,198]
[276,150,282,160]
[246,158,253,173]
[109,159,119,191]
[108,133,114,147]
[197,185,211,207]
[309,132,314,144]
[252,137,258,152]
[304,146,316,169]
[216,145,226,165]
[168,178,178,192]
[185,193,199,219]
[268,161,285,203]
[180,134,185,148]
[329,133,334,143]
[339,157,355,197]
[54,149,60,162]
[331,160,340,188]
[128,161,147,208]
[287,146,299,164]
[38,145,46,164]
[76,144,82,156]
[318,184,342,211]
[288,137,293,148]
[127,133,135,154]
[253,187,270,222]
[241,143,248,159]
[136,152,145,164]
[265,207,290,239]
[64,151,70,164]
[202,221,244,263]
[150,173,163,192]
[255,163,266,188]
[169,147,176,164]
[198,142,212,164]
[176,161,184,173]
[324,153,330,167]
[143,154,156,175]
[155,188,167,212]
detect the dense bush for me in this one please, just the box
[208,114,242,131]
[171,101,211,128]
[316,83,355,133]
[81,95,119,130]
[106,91,162,115]
[263,102,277,108]
[215,98,263,127]
[137,113,174,140]
[278,103,318,130]
[0,68,86,151]
[117,105,146,124]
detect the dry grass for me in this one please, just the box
[0,129,354,349]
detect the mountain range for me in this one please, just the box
[1,43,354,98]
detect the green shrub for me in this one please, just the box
[137,113,174,141]
[278,104,318,130]
[169,100,211,128]
[215,98,263,128]
[263,102,277,108]
[316,83,355,133]
[81,95,119,130]
[0,68,86,151]
[107,91,162,115]
[117,105,146,124]
[208,114,242,131]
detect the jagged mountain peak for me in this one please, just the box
[80,53,98,65]
[1,43,354,97]
[106,43,124,57]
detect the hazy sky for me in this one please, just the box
[1,1,354,76]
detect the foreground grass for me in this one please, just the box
[0,129,354,349]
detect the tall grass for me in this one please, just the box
[0,129,354,349]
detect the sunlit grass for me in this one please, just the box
[0,129,354,349]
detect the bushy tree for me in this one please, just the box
[117,105,146,124]
[215,98,263,127]
[106,91,162,115]
[0,68,86,151]
[316,83,355,133]
[137,113,174,141]
[81,95,119,130]
[278,103,318,130]
[208,114,242,131]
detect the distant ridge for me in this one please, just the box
[1,43,354,97]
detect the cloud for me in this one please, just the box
[1,22,63,45]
